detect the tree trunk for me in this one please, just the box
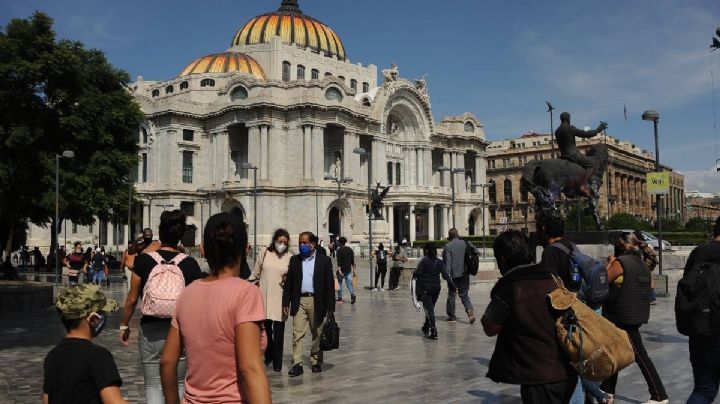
[3,220,15,259]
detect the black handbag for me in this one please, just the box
[320,312,340,351]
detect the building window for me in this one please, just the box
[180,81,189,90]
[141,153,148,183]
[362,97,371,107]
[182,151,193,184]
[297,64,305,80]
[230,86,248,100]
[165,85,174,94]
[200,78,215,87]
[490,208,496,221]
[488,180,496,203]
[362,82,369,93]
[387,162,393,185]
[142,127,148,144]
[311,69,319,79]
[151,89,159,97]
[350,79,357,91]
[521,187,528,202]
[504,178,512,202]
[325,87,343,102]
[338,75,345,82]
[395,162,401,185]
[505,208,512,220]
[180,201,195,217]
[282,61,291,82]
[72,223,77,234]
[324,72,332,78]
[182,129,194,142]
[464,122,474,133]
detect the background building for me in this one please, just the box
[485,132,685,234]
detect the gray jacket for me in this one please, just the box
[442,238,474,278]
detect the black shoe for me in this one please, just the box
[427,328,438,340]
[311,364,322,373]
[421,324,429,337]
[288,364,303,377]
[446,316,457,322]
[336,297,342,302]
[273,366,282,372]
[351,295,356,304]
[264,357,272,366]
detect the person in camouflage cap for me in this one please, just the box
[55,284,118,320]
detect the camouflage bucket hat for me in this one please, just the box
[55,284,118,319]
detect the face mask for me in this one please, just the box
[299,244,313,257]
[275,242,287,253]
[88,312,106,337]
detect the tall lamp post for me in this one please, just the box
[642,110,663,277]
[55,150,75,284]
[546,100,556,152]
[353,147,374,289]
[472,183,490,258]
[323,174,353,237]
[438,166,466,228]
[241,163,259,260]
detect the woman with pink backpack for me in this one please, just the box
[119,210,202,404]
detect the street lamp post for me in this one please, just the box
[323,174,353,238]
[55,150,75,284]
[642,110,663,276]
[353,147,374,289]
[438,166,466,229]
[241,163,259,260]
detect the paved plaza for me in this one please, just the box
[0,266,697,403]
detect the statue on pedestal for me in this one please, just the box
[370,183,390,220]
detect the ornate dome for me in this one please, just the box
[178,51,266,80]
[231,0,346,61]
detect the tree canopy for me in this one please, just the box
[0,12,143,254]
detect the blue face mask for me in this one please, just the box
[299,244,313,257]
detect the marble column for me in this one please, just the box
[387,204,394,243]
[425,149,433,187]
[142,202,151,229]
[456,152,467,196]
[409,204,416,245]
[428,205,435,240]
[260,125,269,181]
[440,205,448,238]
[403,150,410,186]
[442,152,451,187]
[311,125,325,183]
[303,125,312,180]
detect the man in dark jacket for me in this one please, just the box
[482,230,576,403]
[283,231,335,377]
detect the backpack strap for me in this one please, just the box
[147,251,187,266]
[550,241,575,257]
[147,251,164,265]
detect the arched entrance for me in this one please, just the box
[468,215,476,236]
[329,207,340,237]
[221,198,245,223]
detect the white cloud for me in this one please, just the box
[682,167,720,193]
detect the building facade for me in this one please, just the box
[686,192,720,221]
[485,132,685,234]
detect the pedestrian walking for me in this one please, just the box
[91,248,108,286]
[119,210,202,404]
[482,230,577,403]
[282,231,335,376]
[335,237,356,304]
[160,212,271,404]
[43,284,127,404]
[33,246,43,274]
[119,229,160,290]
[412,243,454,340]
[442,228,476,323]
[600,232,668,403]
[249,228,292,373]
[389,245,407,290]
[64,242,87,285]
[373,243,388,291]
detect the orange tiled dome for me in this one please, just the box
[178,51,266,79]
[231,0,346,61]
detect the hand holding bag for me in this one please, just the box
[320,312,340,351]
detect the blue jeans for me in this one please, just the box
[337,272,355,300]
[93,269,105,284]
[688,335,720,403]
[139,324,186,403]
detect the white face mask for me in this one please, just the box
[275,242,287,253]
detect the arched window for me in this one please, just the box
[324,72,333,78]
[350,79,357,91]
[325,87,343,102]
[165,85,174,94]
[180,81,189,90]
[362,97,371,107]
[230,86,249,101]
[338,75,345,82]
[504,178,513,203]
[152,89,159,97]
[488,180,496,204]
[311,69,319,80]
[464,122,475,133]
[362,82,369,93]
[200,78,215,87]
[282,61,291,82]
[297,65,305,80]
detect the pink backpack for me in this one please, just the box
[141,252,187,318]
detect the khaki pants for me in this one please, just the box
[292,296,324,367]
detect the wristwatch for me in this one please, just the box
[119,325,129,331]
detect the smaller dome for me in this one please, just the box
[178,51,266,80]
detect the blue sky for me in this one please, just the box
[3,0,720,191]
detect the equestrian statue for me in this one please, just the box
[521,112,609,230]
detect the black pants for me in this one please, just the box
[688,335,720,403]
[520,378,576,404]
[389,267,401,289]
[374,264,387,288]
[600,324,668,401]
[264,319,285,370]
[421,288,440,330]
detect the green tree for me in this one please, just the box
[0,12,143,256]
[686,217,712,232]
[606,213,639,230]
[563,202,601,231]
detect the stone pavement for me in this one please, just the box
[0,267,697,403]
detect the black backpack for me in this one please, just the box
[376,249,387,264]
[464,241,480,276]
[675,260,720,337]
[551,242,609,309]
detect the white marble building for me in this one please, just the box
[29,0,490,251]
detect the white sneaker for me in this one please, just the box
[379,288,384,291]
[372,288,378,292]
[642,400,668,404]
